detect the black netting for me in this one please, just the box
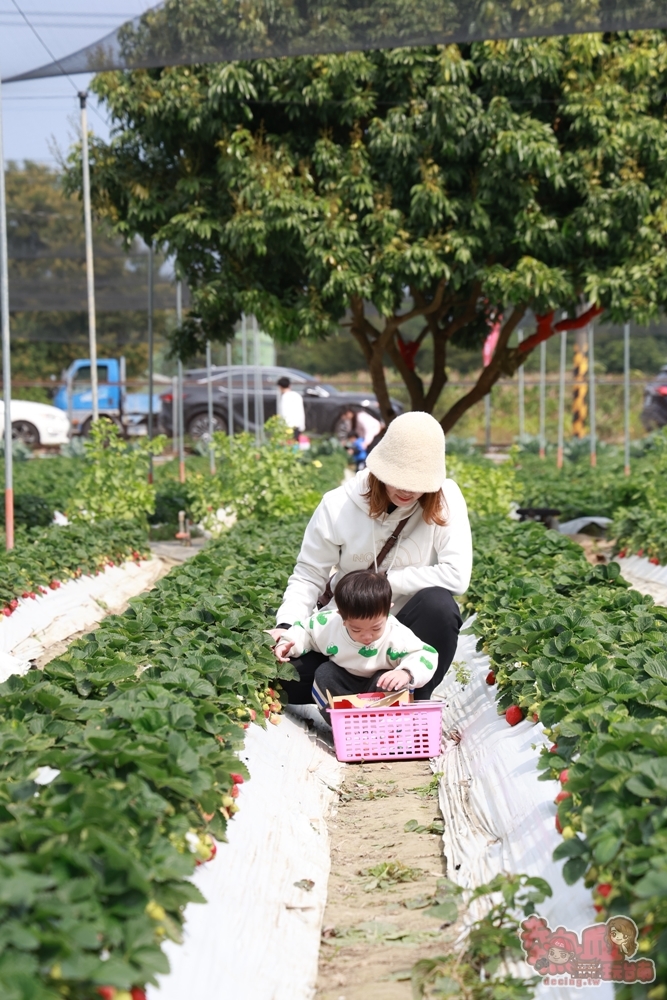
[6,0,667,83]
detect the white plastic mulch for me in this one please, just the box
[432,624,614,1000]
[616,554,667,607]
[0,557,167,678]
[148,713,344,1000]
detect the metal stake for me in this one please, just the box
[0,75,13,549]
[624,323,631,476]
[539,339,546,459]
[226,341,233,440]
[172,374,178,455]
[241,313,249,432]
[589,323,596,468]
[557,329,567,469]
[79,92,99,423]
[147,243,154,482]
[206,340,215,473]
[517,328,525,441]
[484,392,491,451]
[176,281,185,484]
[253,315,264,444]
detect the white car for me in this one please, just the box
[0,399,70,447]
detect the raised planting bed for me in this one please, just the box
[461,515,666,986]
[0,515,309,1000]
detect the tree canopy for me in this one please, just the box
[76,32,667,427]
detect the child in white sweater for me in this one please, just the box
[273,570,438,714]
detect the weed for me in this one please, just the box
[358,861,424,891]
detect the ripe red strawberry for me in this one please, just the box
[505,706,523,726]
[549,744,559,753]
[263,709,270,718]
[486,671,496,685]
[29,592,37,599]
[532,712,539,723]
[649,557,660,565]
[555,815,563,834]
[597,883,612,898]
[97,989,115,1000]
[49,580,60,590]
[637,548,644,557]
[618,548,627,558]
[230,784,239,798]
[230,773,244,785]
[559,769,569,785]
[594,903,604,913]
[130,990,147,1000]
[555,791,571,804]
[242,723,249,730]
[39,586,48,594]
[22,592,30,599]
[2,607,11,617]
[9,599,18,610]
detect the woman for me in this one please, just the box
[270,411,473,702]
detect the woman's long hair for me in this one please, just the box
[362,472,448,526]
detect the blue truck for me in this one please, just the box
[53,358,162,436]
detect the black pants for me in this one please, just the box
[279,586,462,705]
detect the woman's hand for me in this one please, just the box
[376,668,412,691]
[273,639,295,663]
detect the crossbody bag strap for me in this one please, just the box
[370,515,410,572]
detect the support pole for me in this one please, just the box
[572,326,588,439]
[588,323,596,468]
[172,375,178,455]
[539,339,546,459]
[226,341,234,440]
[624,323,631,476]
[484,392,491,451]
[557,329,567,469]
[517,328,525,442]
[241,314,249,433]
[206,340,215,473]
[176,281,185,484]
[79,92,99,424]
[253,315,264,444]
[0,75,13,550]
[147,243,154,483]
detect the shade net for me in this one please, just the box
[7,0,667,83]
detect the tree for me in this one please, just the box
[75,32,667,428]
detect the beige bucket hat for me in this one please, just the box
[365,411,446,493]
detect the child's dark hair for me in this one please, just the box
[334,570,392,620]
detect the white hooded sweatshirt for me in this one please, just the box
[276,470,472,626]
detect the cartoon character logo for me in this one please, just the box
[520,914,655,987]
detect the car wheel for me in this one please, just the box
[641,403,667,432]
[11,420,40,447]
[81,415,122,439]
[187,411,228,438]
[333,412,354,440]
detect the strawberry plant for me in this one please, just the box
[465,514,667,991]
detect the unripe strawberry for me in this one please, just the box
[559,769,569,785]
[269,714,282,726]
[505,705,523,727]
[221,795,234,809]
[562,825,576,839]
[485,671,496,685]
[249,709,256,721]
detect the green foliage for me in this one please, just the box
[465,515,666,986]
[0,513,307,999]
[0,494,53,530]
[411,873,550,999]
[448,454,517,517]
[71,422,166,524]
[0,521,149,607]
[78,34,667,427]
[187,418,345,529]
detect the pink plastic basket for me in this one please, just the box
[328,696,443,762]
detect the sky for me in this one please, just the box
[0,0,155,168]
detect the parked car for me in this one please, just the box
[0,399,70,448]
[159,366,403,438]
[641,365,667,430]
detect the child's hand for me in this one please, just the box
[273,639,295,663]
[376,668,411,691]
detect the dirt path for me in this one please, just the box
[316,759,458,1000]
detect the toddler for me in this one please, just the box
[273,569,438,715]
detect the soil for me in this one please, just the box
[316,759,459,1000]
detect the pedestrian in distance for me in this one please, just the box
[276,376,306,440]
[268,411,473,704]
[272,569,438,720]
